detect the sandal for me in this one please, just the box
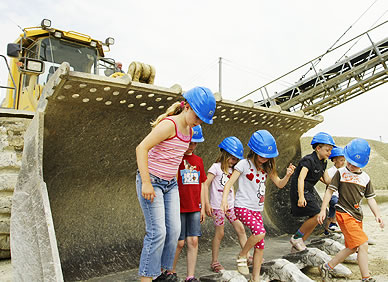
[210,261,224,273]
[236,256,249,275]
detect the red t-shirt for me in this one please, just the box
[177,154,207,213]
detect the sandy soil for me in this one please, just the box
[1,199,387,281]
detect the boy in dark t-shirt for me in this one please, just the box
[317,138,384,282]
[289,132,335,252]
[169,125,206,282]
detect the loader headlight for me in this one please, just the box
[90,41,97,47]
[18,58,45,74]
[26,60,44,72]
[41,19,51,28]
[54,31,62,38]
[105,37,115,46]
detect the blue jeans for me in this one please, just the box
[136,171,181,277]
[328,195,338,218]
[178,212,202,240]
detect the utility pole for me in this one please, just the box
[218,57,222,96]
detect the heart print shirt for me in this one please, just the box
[234,159,267,212]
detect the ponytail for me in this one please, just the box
[150,101,185,128]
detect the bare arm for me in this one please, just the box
[367,197,384,229]
[221,170,241,212]
[297,167,308,207]
[200,182,206,223]
[203,173,215,216]
[321,170,332,185]
[136,120,175,202]
[269,163,295,188]
[317,188,334,224]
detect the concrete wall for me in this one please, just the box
[0,116,31,259]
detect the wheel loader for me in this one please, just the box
[0,19,323,281]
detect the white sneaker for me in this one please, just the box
[289,235,306,251]
[328,224,341,233]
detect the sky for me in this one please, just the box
[0,0,387,142]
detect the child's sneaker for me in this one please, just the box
[153,270,168,281]
[362,278,376,282]
[289,235,306,251]
[318,263,334,281]
[328,223,341,233]
[290,245,298,253]
[165,272,178,282]
[185,277,200,282]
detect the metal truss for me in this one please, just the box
[245,22,388,117]
[275,37,388,116]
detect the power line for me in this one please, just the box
[300,0,379,80]
[237,20,388,102]
[181,58,218,86]
[336,8,388,63]
[221,58,292,87]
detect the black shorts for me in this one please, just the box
[290,189,320,217]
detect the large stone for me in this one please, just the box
[282,247,352,278]
[261,259,313,282]
[307,238,357,263]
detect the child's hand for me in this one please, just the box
[286,163,296,176]
[317,210,326,225]
[221,199,229,213]
[205,202,213,217]
[200,209,206,223]
[297,196,306,207]
[376,216,385,230]
[142,182,156,202]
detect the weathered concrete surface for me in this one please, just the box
[0,113,32,259]
[10,62,323,280]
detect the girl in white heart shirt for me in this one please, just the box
[221,130,295,282]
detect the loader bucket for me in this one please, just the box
[10,62,322,281]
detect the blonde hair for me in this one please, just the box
[216,149,234,174]
[150,101,185,128]
[247,149,277,176]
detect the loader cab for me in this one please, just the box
[35,37,98,83]
[2,19,115,111]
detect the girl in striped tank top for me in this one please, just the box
[136,87,216,282]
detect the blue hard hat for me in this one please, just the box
[191,125,204,142]
[344,138,370,168]
[219,136,244,159]
[329,147,344,160]
[247,130,279,158]
[183,87,216,124]
[311,132,336,147]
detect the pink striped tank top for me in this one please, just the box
[148,118,192,180]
